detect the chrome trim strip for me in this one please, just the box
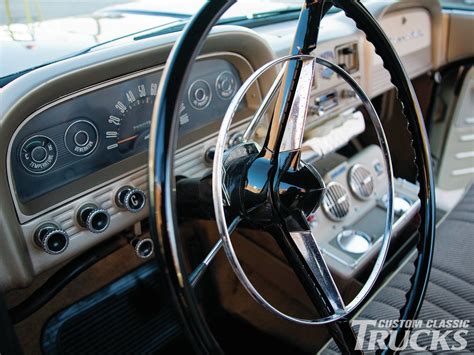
[452,167,474,176]
[455,151,474,159]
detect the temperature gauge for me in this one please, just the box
[20,135,57,174]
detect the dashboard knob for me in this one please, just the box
[131,238,154,259]
[204,146,216,163]
[78,205,110,233]
[228,132,244,147]
[116,187,147,213]
[35,224,69,255]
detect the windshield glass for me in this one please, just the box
[441,0,474,11]
[0,0,305,79]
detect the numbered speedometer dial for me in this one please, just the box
[106,90,154,154]
[106,81,190,155]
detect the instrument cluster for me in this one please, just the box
[11,58,246,205]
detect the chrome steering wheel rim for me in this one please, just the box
[213,54,394,325]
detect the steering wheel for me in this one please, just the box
[148,0,436,354]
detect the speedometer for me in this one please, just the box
[105,82,190,155]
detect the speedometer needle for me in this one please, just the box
[117,135,138,144]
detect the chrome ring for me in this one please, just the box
[348,163,375,200]
[212,54,394,325]
[322,181,351,221]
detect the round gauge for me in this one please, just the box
[105,82,190,155]
[188,79,212,110]
[215,71,237,99]
[20,135,57,174]
[64,120,99,156]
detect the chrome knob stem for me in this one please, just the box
[35,224,69,255]
[78,205,110,233]
[116,187,146,213]
[131,238,154,259]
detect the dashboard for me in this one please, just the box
[0,1,440,290]
[11,58,247,204]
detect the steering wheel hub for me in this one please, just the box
[225,145,325,224]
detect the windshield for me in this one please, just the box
[0,0,306,80]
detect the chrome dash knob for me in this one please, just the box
[131,238,154,259]
[35,224,69,255]
[116,187,147,213]
[78,205,110,233]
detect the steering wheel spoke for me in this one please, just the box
[189,216,241,287]
[243,66,284,143]
[264,211,346,317]
[266,57,316,157]
[283,212,346,314]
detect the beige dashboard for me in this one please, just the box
[0,28,277,290]
[368,8,433,96]
[0,1,449,291]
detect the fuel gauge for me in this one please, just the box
[215,71,237,99]
[188,79,212,110]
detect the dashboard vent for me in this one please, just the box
[336,42,359,73]
[323,182,350,221]
[349,164,375,200]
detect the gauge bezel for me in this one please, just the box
[215,70,238,100]
[187,79,213,110]
[19,135,58,175]
[348,163,375,200]
[64,119,100,157]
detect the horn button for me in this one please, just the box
[276,153,325,217]
[225,146,325,224]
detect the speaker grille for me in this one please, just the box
[323,182,350,220]
[349,164,375,200]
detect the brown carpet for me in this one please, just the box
[5,243,146,355]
